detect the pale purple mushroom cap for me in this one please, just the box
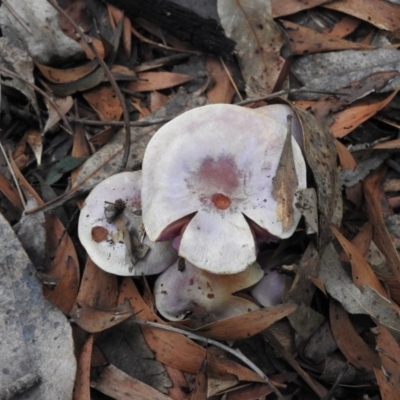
[142,104,307,274]
[78,171,178,276]
[154,259,263,322]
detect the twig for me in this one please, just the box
[46,0,132,172]
[131,318,285,400]
[220,56,243,102]
[0,66,73,134]
[235,88,351,106]
[130,24,201,55]
[67,116,172,128]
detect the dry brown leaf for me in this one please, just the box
[76,257,118,309]
[70,300,134,333]
[218,0,286,97]
[77,36,105,60]
[192,303,298,341]
[374,138,400,149]
[163,365,189,400]
[324,0,400,32]
[375,326,400,399]
[73,334,93,400]
[91,364,173,400]
[0,172,24,211]
[326,16,361,38]
[44,256,79,314]
[271,0,329,17]
[26,129,43,165]
[127,72,194,92]
[71,124,91,186]
[191,359,208,400]
[281,20,373,55]
[272,124,298,232]
[205,57,235,104]
[43,212,80,305]
[83,84,123,121]
[150,91,170,113]
[330,92,398,138]
[118,278,263,382]
[310,71,399,125]
[329,299,380,373]
[336,140,357,170]
[331,225,387,297]
[35,60,98,84]
[43,95,74,134]
[364,166,400,284]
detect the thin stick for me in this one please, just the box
[130,24,201,55]
[46,0,132,172]
[67,116,172,128]
[235,88,350,106]
[131,318,285,400]
[220,56,243,102]
[0,143,26,209]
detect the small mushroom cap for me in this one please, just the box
[154,260,263,322]
[250,251,294,307]
[142,104,307,274]
[78,171,178,276]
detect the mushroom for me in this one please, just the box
[154,259,263,323]
[78,171,178,276]
[250,251,294,307]
[142,104,307,274]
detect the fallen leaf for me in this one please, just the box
[91,364,173,400]
[191,358,208,400]
[26,129,43,165]
[330,299,380,373]
[271,0,329,17]
[218,0,287,97]
[281,20,373,55]
[73,334,93,400]
[320,244,400,332]
[205,56,235,104]
[127,72,195,92]
[118,278,263,382]
[375,325,400,400]
[43,95,74,134]
[82,84,123,121]
[323,0,400,31]
[331,225,387,297]
[46,156,87,185]
[364,166,400,283]
[35,60,99,84]
[70,300,134,333]
[272,122,298,232]
[192,303,298,341]
[330,92,398,138]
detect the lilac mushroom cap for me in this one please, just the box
[154,259,263,322]
[78,171,178,276]
[142,104,307,274]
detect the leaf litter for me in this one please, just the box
[2,0,400,398]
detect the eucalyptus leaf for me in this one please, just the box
[46,156,86,185]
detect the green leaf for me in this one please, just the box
[46,156,86,185]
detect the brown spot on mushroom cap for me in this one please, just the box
[91,226,109,242]
[211,193,231,210]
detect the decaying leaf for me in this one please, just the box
[272,118,298,232]
[218,0,287,97]
[330,299,380,373]
[320,244,400,333]
[91,364,173,400]
[192,303,298,341]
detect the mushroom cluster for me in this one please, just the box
[78,104,307,322]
